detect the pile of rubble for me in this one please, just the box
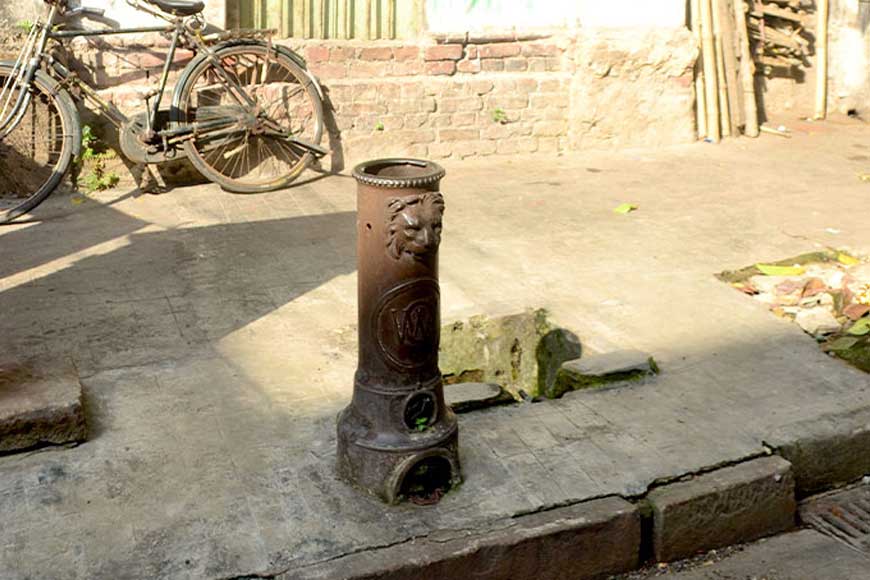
[726,252,870,371]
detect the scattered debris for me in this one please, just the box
[722,250,870,372]
[760,124,792,138]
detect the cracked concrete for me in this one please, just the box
[2,116,870,578]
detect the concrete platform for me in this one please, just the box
[0,361,86,453]
[2,117,870,578]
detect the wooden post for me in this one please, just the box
[692,0,709,140]
[719,0,744,133]
[701,0,721,142]
[815,0,829,119]
[734,0,759,136]
[712,0,731,137]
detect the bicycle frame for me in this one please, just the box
[0,0,327,164]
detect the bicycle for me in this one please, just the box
[0,0,327,224]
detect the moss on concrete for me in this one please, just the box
[440,309,581,399]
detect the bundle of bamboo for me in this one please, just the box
[691,0,759,141]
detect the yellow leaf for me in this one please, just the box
[613,203,637,215]
[838,253,861,266]
[755,263,805,276]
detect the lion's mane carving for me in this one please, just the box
[385,192,445,261]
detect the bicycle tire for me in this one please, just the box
[172,41,324,193]
[0,63,80,224]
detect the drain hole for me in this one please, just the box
[404,392,436,431]
[400,456,453,505]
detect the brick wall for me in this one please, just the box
[1,27,697,169]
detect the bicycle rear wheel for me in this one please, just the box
[0,66,79,224]
[174,42,324,193]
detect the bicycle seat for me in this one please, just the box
[143,0,204,16]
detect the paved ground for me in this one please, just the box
[3,116,870,578]
[621,529,870,579]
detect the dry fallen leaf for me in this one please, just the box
[802,278,828,298]
[844,304,870,321]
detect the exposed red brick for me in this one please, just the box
[481,59,505,72]
[439,128,480,141]
[515,78,539,94]
[424,44,464,62]
[468,79,494,95]
[138,50,193,69]
[451,112,477,126]
[439,96,483,113]
[330,46,356,61]
[349,102,388,115]
[309,62,347,79]
[393,46,420,61]
[478,43,521,59]
[425,60,457,76]
[527,57,548,72]
[505,58,528,72]
[305,45,330,63]
[348,61,390,78]
[392,61,424,76]
[456,59,481,74]
[545,57,562,71]
[360,46,394,61]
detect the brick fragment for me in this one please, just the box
[478,43,521,59]
[426,61,457,76]
[424,44,464,61]
[360,46,393,61]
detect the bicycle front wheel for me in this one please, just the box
[0,66,79,224]
[174,42,324,193]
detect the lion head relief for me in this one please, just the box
[386,192,445,261]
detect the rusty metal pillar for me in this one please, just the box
[337,158,461,504]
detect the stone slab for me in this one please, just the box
[289,496,640,580]
[551,350,655,398]
[765,405,870,497]
[648,456,796,563]
[444,382,512,413]
[566,350,654,377]
[0,361,87,453]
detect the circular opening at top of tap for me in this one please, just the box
[352,158,446,188]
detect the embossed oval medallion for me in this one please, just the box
[374,278,440,371]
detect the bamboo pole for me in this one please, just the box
[692,0,709,140]
[712,0,732,137]
[387,0,396,40]
[815,0,829,119]
[720,0,744,133]
[734,0,759,136]
[701,0,721,142]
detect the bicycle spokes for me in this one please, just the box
[0,23,41,137]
